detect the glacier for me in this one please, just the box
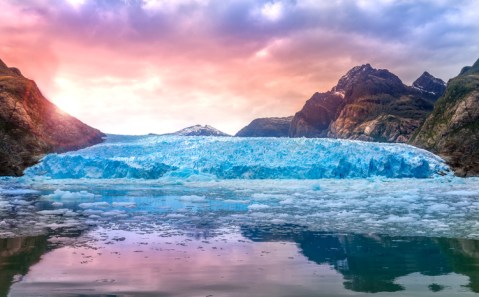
[5,135,476,240]
[25,135,450,179]
[3,137,479,297]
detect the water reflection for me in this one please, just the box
[1,225,479,296]
[242,225,479,293]
[0,235,47,297]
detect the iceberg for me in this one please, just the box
[25,135,450,179]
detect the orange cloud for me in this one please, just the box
[1,0,478,134]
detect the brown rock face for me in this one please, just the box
[0,59,104,176]
[236,116,293,137]
[290,64,444,142]
[411,58,479,176]
[412,71,446,97]
[289,92,344,137]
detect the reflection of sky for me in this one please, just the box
[1,0,479,134]
[10,228,346,297]
[8,228,479,297]
[3,177,479,296]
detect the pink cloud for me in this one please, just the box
[1,0,478,134]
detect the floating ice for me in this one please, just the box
[0,188,39,195]
[25,135,450,179]
[78,202,110,209]
[45,189,97,200]
[179,195,207,203]
[112,202,136,208]
[1,177,479,239]
[0,135,476,241]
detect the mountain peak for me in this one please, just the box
[166,124,230,137]
[332,63,404,97]
[0,59,12,76]
[0,59,24,77]
[338,64,373,81]
[0,58,7,69]
[235,116,293,137]
[459,58,479,76]
[473,58,479,69]
[412,72,446,96]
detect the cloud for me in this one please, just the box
[1,0,478,134]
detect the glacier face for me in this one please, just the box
[25,135,450,179]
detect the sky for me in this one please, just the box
[1,0,479,135]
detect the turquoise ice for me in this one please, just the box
[25,135,450,179]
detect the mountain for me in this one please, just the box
[289,64,445,142]
[164,124,230,136]
[289,91,344,137]
[411,58,479,176]
[0,59,104,176]
[235,116,293,137]
[412,71,446,96]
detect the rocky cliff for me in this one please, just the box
[0,59,104,176]
[411,58,479,176]
[164,124,230,136]
[235,116,293,137]
[290,64,445,142]
[412,71,447,97]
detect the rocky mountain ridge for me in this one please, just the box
[0,59,104,176]
[289,64,445,142]
[411,58,479,176]
[235,116,292,137]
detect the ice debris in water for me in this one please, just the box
[25,135,450,179]
[1,176,479,239]
[44,189,97,200]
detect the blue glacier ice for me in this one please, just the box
[25,135,450,179]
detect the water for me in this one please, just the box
[1,135,479,296]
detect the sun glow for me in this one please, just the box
[51,77,83,116]
[65,0,86,7]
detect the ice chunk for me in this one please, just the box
[112,202,137,208]
[248,204,270,211]
[78,202,110,208]
[179,195,207,203]
[37,209,69,215]
[25,135,450,179]
[45,189,97,200]
[0,188,39,195]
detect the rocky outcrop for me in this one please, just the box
[0,59,104,176]
[411,58,479,176]
[290,64,445,142]
[289,92,344,137]
[164,124,230,136]
[235,116,293,137]
[412,71,446,97]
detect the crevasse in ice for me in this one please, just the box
[25,135,450,179]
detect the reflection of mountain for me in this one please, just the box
[438,239,479,292]
[241,225,479,293]
[0,235,47,297]
[0,230,85,297]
